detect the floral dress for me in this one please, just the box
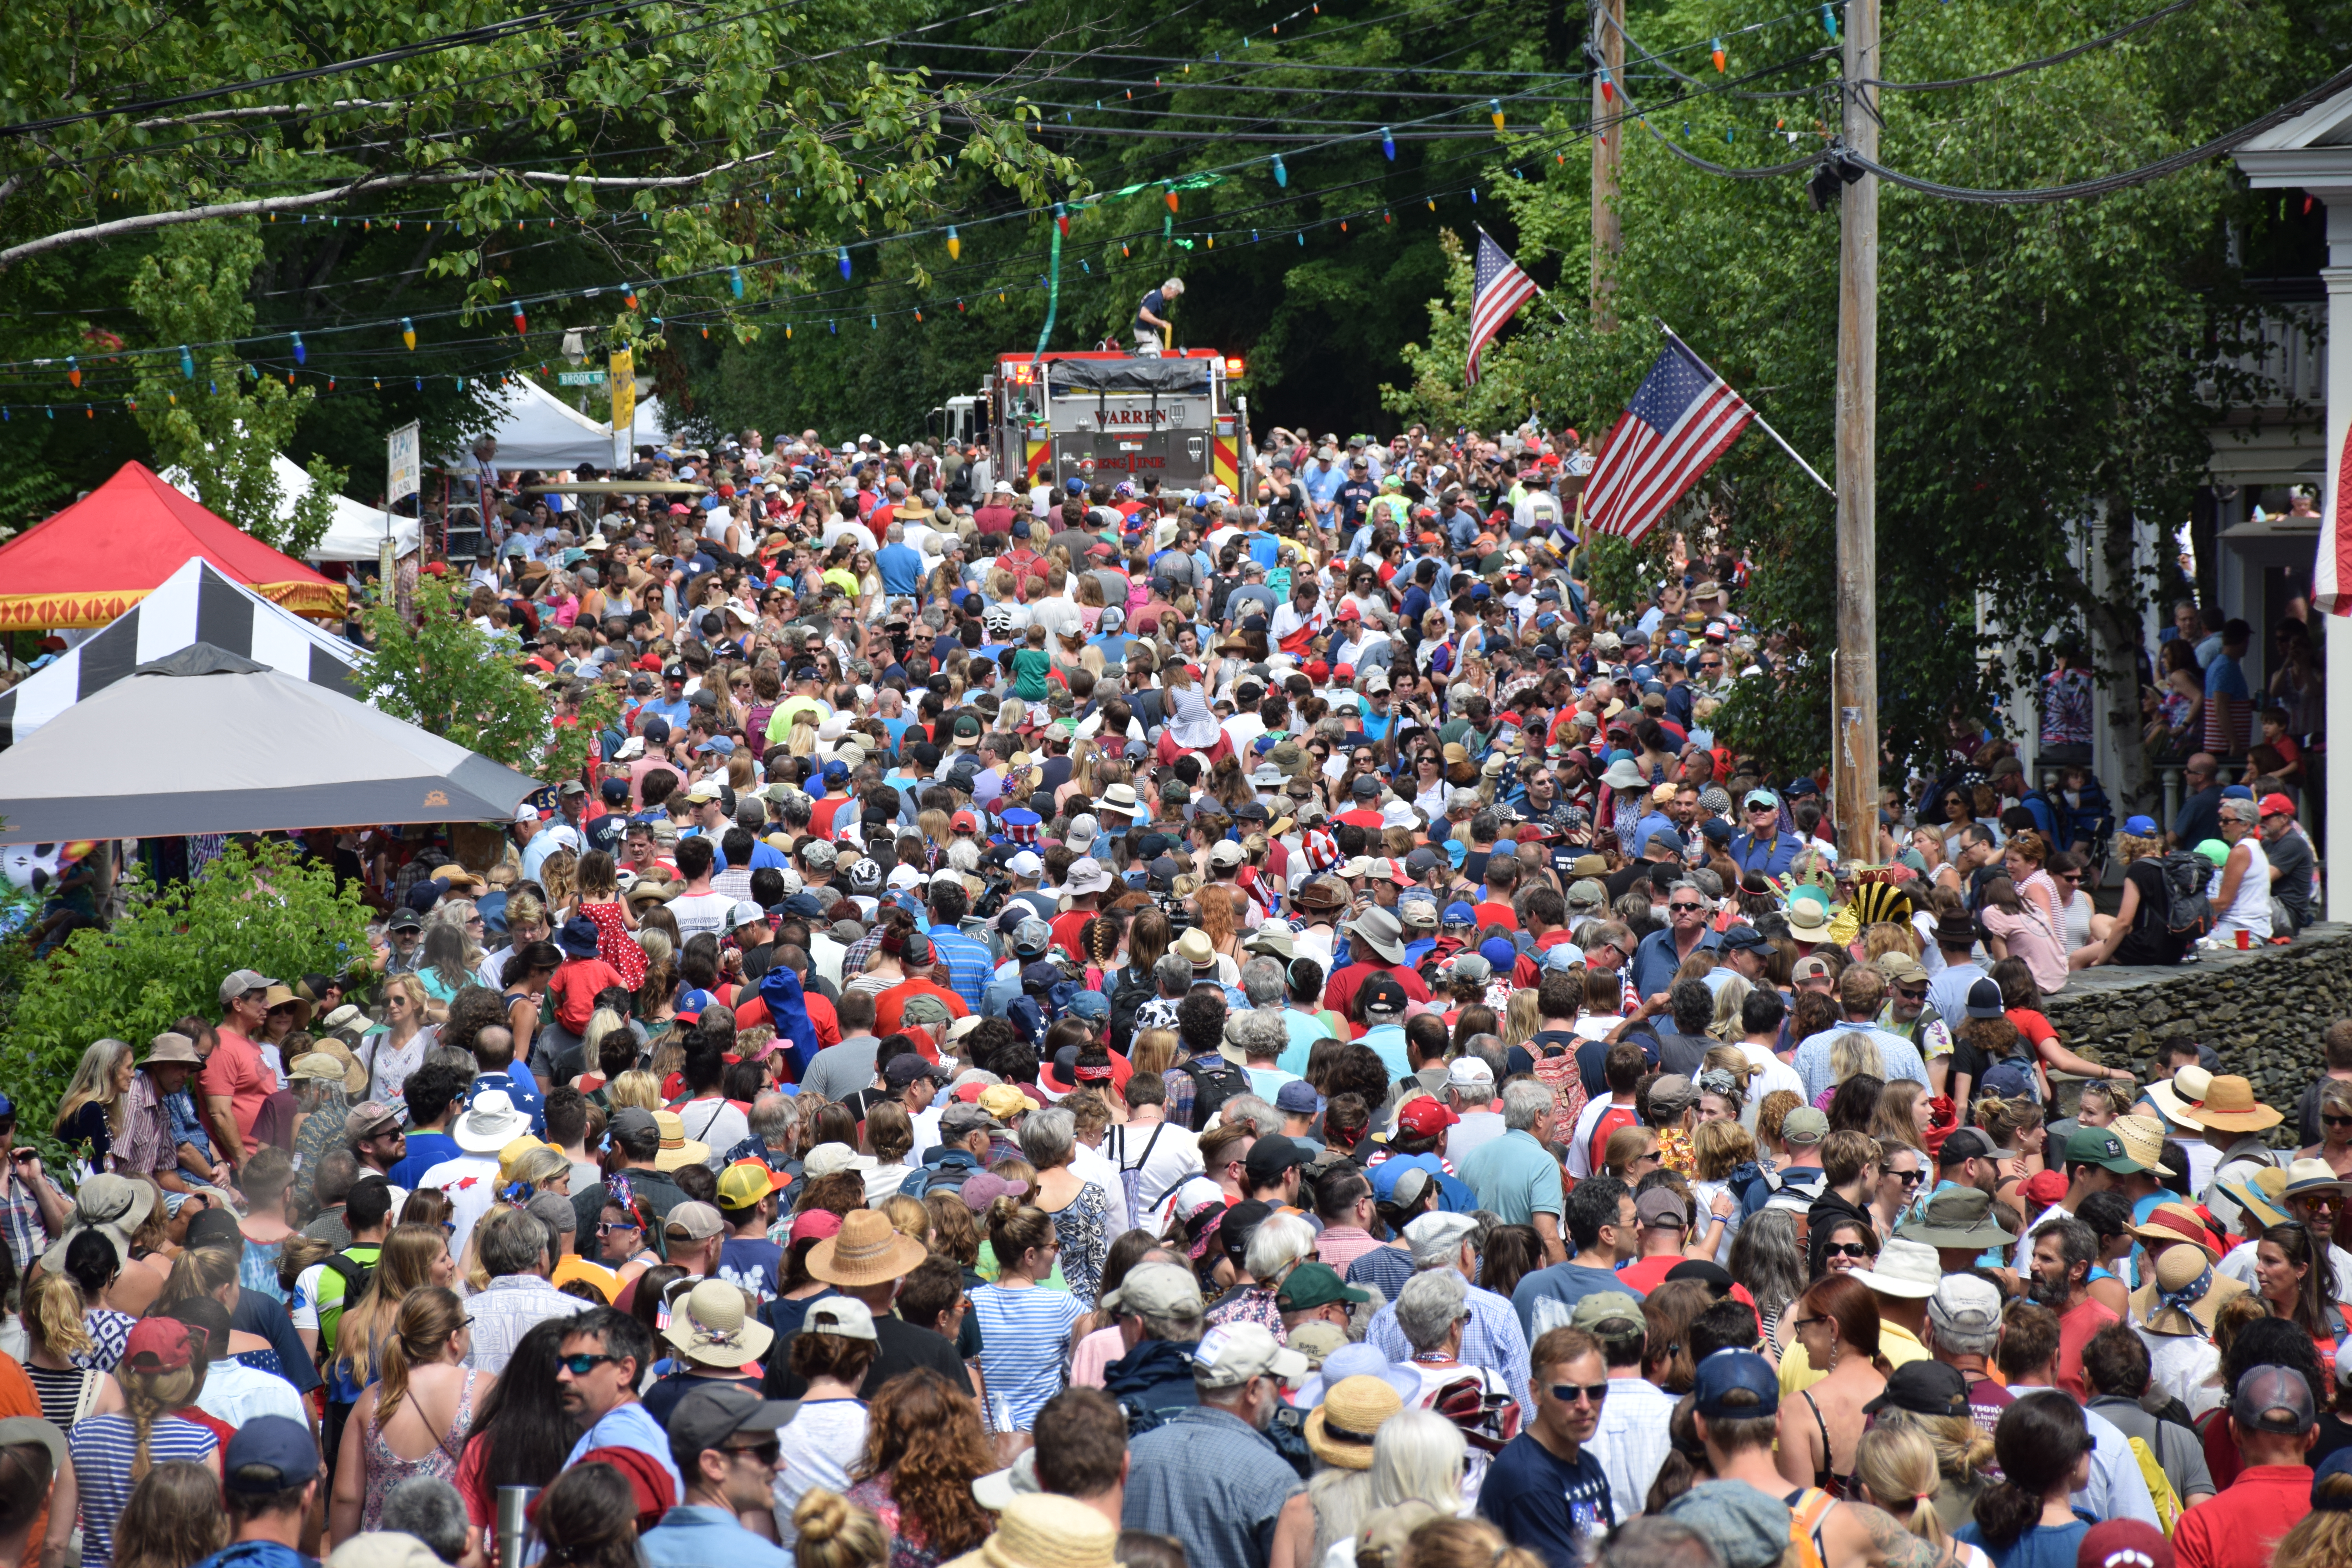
[1045,1181,1114,1310]
[362,1371,482,1532]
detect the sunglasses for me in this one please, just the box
[1819,1241,1873,1259]
[726,1438,783,1465]
[597,1219,642,1234]
[2325,1117,2352,1129]
[1887,1168,1923,1187]
[557,1352,622,1376]
[1549,1383,1610,1405]
[1668,902,1705,913]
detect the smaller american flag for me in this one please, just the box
[1466,228,1540,387]
[1582,334,1755,544]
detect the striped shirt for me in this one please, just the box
[69,1413,220,1566]
[925,926,995,1013]
[968,1282,1081,1430]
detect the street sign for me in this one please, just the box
[387,421,421,504]
[557,370,606,386]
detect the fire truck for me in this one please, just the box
[982,349,1245,497]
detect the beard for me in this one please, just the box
[2025,1274,2073,1311]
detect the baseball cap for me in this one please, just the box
[1245,1138,1309,1188]
[1635,1189,1687,1231]
[223,1414,321,1492]
[1692,1350,1779,1419]
[1926,1274,2004,1340]
[2063,1127,2147,1174]
[2076,1522,2174,1568]
[1275,1080,1321,1115]
[1101,1261,1205,1318]
[1862,1359,1971,1420]
[1568,1291,1644,1334]
[1445,1056,1495,1091]
[884,1055,950,1090]
[1964,976,2007,1018]
[668,1383,800,1474]
[218,967,274,1004]
[1779,1108,1828,1147]
[1191,1322,1308,1389]
[663,1201,726,1242]
[1939,1127,2020,1164]
[1359,974,1409,1020]
[1274,1262,1372,1314]
[2261,792,2297,818]
[1395,1096,1459,1137]
[2232,1365,2317,1434]
[716,1160,792,1210]
[123,1318,196,1373]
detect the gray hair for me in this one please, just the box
[381,1478,472,1563]
[1244,1212,1318,1282]
[475,1208,550,1279]
[1154,952,1194,997]
[1218,1093,1282,1139]
[748,1092,797,1146]
[1017,1105,1077,1169]
[1239,956,1287,1007]
[1394,1269,1469,1354]
[1225,1010,1287,1061]
[1500,1080,1553,1134]
[2219,797,2259,826]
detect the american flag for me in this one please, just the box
[1466,228,1540,387]
[2316,419,2352,615]
[1581,334,1755,544]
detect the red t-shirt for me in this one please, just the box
[2173,1464,2314,1568]
[1587,1105,1639,1174]
[2053,1295,2119,1401]
[1321,962,1431,1024]
[1472,900,1519,930]
[874,978,970,1039]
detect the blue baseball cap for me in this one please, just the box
[1441,901,1478,927]
[2220,784,2256,801]
[1693,1350,1780,1419]
[1719,924,1770,953]
[1479,936,1520,973]
[822,760,849,784]
[223,1415,320,1492]
[2123,815,2158,836]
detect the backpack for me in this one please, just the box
[1185,1054,1250,1132]
[1107,965,1156,1050]
[1785,1488,1838,1568]
[2155,851,2216,938]
[2127,1435,2183,1536]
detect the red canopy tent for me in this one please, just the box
[0,461,347,630]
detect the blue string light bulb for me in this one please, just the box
[1380,126,1396,160]
[728,267,744,299]
[290,332,305,365]
[1272,154,1287,187]
[179,346,195,380]
[838,247,852,280]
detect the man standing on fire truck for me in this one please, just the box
[1134,277,1184,356]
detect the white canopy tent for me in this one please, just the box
[162,452,420,564]
[437,376,615,472]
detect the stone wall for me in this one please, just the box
[2041,924,2352,1143]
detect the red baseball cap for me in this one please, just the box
[1395,1096,1460,1137]
[1333,662,1356,682]
[1336,603,1361,621]
[2259,792,2296,818]
[123,1318,195,1372]
[951,810,980,832]
[1305,660,1331,682]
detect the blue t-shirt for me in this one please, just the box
[388,1131,461,1189]
[969,1282,1082,1429]
[566,1401,687,1499]
[1479,1431,1615,1568]
[875,543,925,595]
[716,1237,784,1301]
[1136,289,1168,329]
[1510,1263,1648,1341]
[1954,1512,2095,1568]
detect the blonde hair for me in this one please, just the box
[53,1037,134,1142]
[791,1490,887,1568]
[1692,1118,1757,1182]
[1862,922,1921,961]
[1501,991,1539,1053]
[1853,1425,1949,1552]
[1707,975,1752,1041]
[1828,1031,1885,1086]
[1971,1095,2042,1150]
[1397,1517,1546,1568]
[154,1245,240,1313]
[117,1358,199,1481]
[333,1224,451,1390]
[879,1194,931,1246]
[27,1270,93,1359]
[608,1070,663,1113]
[376,1285,468,1425]
[2277,1465,2352,1568]
[1872,1080,1929,1154]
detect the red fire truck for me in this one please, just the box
[983,349,1245,497]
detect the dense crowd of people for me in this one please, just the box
[0,416,2337,1568]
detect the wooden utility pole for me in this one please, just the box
[1591,0,1624,327]
[1831,0,1880,858]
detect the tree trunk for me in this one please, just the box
[2086,492,2156,815]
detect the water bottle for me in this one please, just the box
[495,1485,539,1568]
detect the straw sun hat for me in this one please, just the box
[1303,1374,1405,1470]
[806,1210,930,1290]
[953,1494,1118,1568]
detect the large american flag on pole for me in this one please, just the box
[2316,418,2352,616]
[1465,228,1539,387]
[1581,333,1755,544]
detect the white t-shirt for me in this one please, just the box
[773,1398,870,1547]
[1730,1042,1809,1132]
[669,889,734,942]
[1104,1119,1204,1217]
[417,1153,504,1260]
[672,1096,749,1167]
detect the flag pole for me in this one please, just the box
[1655,319,1836,499]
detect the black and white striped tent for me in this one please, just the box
[0,556,362,750]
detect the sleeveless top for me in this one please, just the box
[2216,837,2273,935]
[362,1370,482,1532]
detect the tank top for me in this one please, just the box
[362,1371,482,1532]
[2217,837,2272,935]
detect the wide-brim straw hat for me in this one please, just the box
[1303,1374,1404,1470]
[807,1209,931,1289]
[956,1494,1118,1568]
[260,984,315,1030]
[2131,1240,2250,1336]
[2180,1074,2281,1133]
[2109,1115,2179,1177]
[653,1111,712,1172]
[661,1278,775,1367]
[2129,1201,2221,1261]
